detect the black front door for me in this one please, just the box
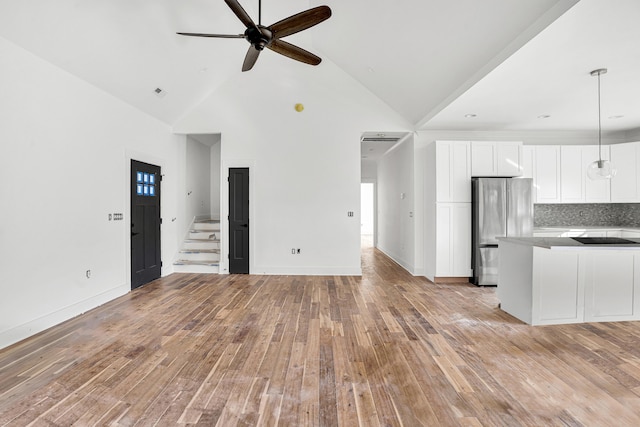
[130,160,161,289]
[229,168,249,274]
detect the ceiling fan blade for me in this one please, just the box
[269,6,331,39]
[267,39,321,66]
[224,0,257,29]
[242,45,261,72]
[177,32,245,38]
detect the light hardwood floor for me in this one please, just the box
[3,246,640,426]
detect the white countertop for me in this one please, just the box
[499,236,640,250]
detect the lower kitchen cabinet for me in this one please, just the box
[435,203,472,277]
[498,241,640,325]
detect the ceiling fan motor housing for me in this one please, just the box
[245,26,272,50]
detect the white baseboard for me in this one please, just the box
[376,246,415,275]
[251,266,362,276]
[0,284,129,350]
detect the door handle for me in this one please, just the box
[131,232,140,237]
[241,224,248,228]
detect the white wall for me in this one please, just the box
[174,55,412,275]
[361,159,378,180]
[210,139,221,220]
[186,136,212,221]
[0,36,181,349]
[377,136,416,273]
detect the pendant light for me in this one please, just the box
[587,68,616,180]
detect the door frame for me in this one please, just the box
[361,179,378,248]
[125,151,166,288]
[220,159,255,274]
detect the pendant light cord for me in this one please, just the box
[597,71,602,162]
[258,0,261,25]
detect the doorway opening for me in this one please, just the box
[361,182,375,248]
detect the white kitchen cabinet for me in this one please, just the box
[533,146,561,203]
[610,142,640,202]
[499,241,640,325]
[584,252,638,322]
[471,141,522,177]
[622,230,640,239]
[533,249,583,324]
[560,145,610,203]
[520,146,535,179]
[560,146,584,203]
[435,141,471,202]
[435,203,472,277]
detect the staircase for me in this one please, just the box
[173,218,221,273]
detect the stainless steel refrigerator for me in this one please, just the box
[471,177,533,286]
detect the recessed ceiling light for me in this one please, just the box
[609,115,624,119]
[538,115,551,119]
[464,114,477,118]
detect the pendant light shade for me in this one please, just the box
[587,159,616,180]
[587,68,616,180]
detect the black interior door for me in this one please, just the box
[229,168,249,274]
[131,160,161,289]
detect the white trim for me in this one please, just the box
[251,266,362,276]
[376,245,415,276]
[0,284,129,350]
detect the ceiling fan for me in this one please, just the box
[177,0,332,72]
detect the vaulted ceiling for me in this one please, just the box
[1,0,638,134]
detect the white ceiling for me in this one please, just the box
[2,0,637,136]
[424,0,640,133]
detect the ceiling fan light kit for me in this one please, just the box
[177,0,332,72]
[587,68,617,181]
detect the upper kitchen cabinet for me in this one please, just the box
[435,140,471,202]
[610,142,640,202]
[471,141,522,177]
[561,145,611,203]
[534,145,562,203]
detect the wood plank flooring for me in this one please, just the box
[3,246,640,426]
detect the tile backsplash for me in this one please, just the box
[534,203,640,227]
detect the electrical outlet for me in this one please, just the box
[297,249,301,254]
[291,248,296,254]
[86,270,91,279]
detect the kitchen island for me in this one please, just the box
[497,237,640,325]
